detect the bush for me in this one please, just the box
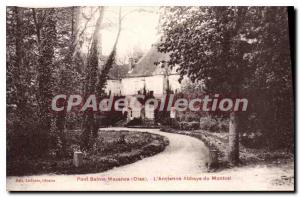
[7,130,169,176]
[178,121,200,130]
[200,116,228,132]
[126,118,142,126]
[155,110,170,125]
[240,131,265,148]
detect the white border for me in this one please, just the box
[4,0,297,6]
[1,1,298,196]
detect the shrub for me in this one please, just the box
[7,130,169,176]
[200,116,228,132]
[126,118,142,126]
[240,131,265,148]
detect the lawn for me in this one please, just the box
[7,129,169,176]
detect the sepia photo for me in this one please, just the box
[6,6,294,191]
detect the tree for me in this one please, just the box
[52,7,84,155]
[81,7,105,149]
[97,7,122,97]
[33,9,57,152]
[158,7,293,165]
[7,7,94,158]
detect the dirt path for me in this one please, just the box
[6,128,294,191]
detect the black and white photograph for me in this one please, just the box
[5,5,295,191]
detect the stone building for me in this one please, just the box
[105,43,182,97]
[105,43,183,122]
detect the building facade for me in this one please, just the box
[105,44,183,122]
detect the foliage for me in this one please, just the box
[6,7,85,159]
[158,7,293,152]
[80,36,100,150]
[7,130,169,176]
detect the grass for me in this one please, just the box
[160,127,293,169]
[7,130,169,176]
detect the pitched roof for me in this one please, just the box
[127,44,170,77]
[99,55,130,80]
[108,63,131,80]
[106,43,179,79]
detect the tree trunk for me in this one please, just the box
[96,7,122,97]
[227,111,239,166]
[14,7,26,116]
[81,7,105,150]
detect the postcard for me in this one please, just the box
[6,6,294,191]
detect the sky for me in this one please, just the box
[101,7,160,61]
